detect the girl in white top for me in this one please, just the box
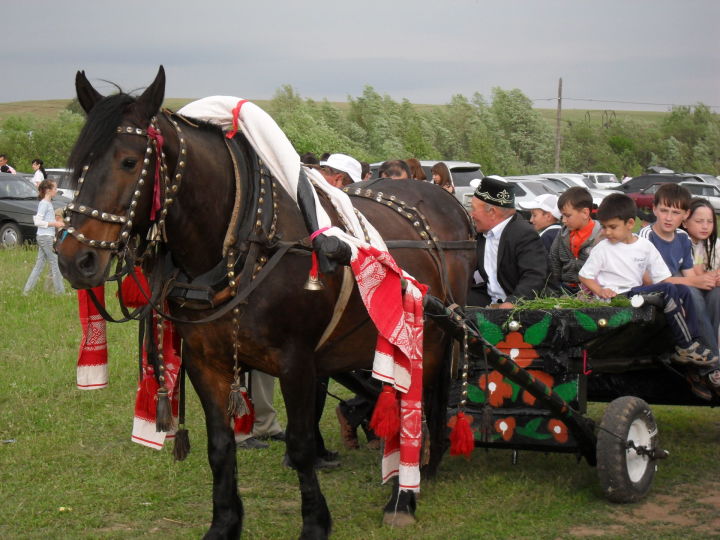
[22,179,65,295]
[684,198,720,277]
[31,158,47,187]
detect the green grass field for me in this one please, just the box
[0,98,667,129]
[1,246,718,539]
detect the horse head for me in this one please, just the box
[57,66,167,288]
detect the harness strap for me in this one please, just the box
[315,266,355,352]
[385,240,477,250]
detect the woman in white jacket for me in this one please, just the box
[23,179,65,295]
[31,158,47,187]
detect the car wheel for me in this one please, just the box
[0,222,23,248]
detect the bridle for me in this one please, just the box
[61,114,188,254]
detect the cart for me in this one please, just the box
[423,294,716,503]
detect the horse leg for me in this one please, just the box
[422,339,453,480]
[184,349,243,539]
[280,366,332,539]
[314,376,339,465]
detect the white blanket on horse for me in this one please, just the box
[177,97,424,491]
[177,96,386,251]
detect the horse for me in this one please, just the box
[56,66,476,539]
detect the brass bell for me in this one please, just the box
[303,273,325,291]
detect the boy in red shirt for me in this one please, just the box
[549,187,603,293]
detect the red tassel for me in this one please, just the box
[232,389,255,434]
[309,251,319,279]
[369,385,401,439]
[135,373,159,418]
[119,269,151,307]
[450,412,475,458]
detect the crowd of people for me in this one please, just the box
[469,176,720,401]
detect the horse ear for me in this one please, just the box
[136,66,166,119]
[75,70,104,114]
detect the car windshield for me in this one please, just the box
[596,174,618,184]
[580,177,595,189]
[520,181,557,196]
[0,177,38,199]
[450,167,484,187]
[542,178,568,193]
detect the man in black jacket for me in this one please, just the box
[468,176,549,307]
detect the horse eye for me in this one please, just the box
[121,158,138,170]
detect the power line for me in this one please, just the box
[532,97,720,109]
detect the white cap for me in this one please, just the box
[323,153,362,183]
[518,193,561,219]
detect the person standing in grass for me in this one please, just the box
[23,179,65,295]
[31,159,47,187]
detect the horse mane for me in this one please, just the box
[67,93,137,185]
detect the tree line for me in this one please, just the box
[1,86,718,177]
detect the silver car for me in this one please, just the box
[582,172,621,190]
[370,160,484,209]
[680,181,720,213]
[539,173,609,208]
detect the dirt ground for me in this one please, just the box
[567,481,720,538]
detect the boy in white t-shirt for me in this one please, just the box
[579,193,720,400]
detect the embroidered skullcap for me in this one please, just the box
[473,176,515,208]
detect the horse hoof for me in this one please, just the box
[382,511,416,527]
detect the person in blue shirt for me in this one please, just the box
[638,183,720,397]
[23,179,65,295]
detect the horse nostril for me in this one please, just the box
[77,251,98,277]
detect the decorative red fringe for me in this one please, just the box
[369,385,401,439]
[309,251,319,279]
[232,390,255,434]
[136,373,159,418]
[119,269,151,307]
[449,412,474,458]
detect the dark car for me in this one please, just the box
[612,173,704,194]
[0,173,69,247]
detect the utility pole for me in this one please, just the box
[554,77,562,171]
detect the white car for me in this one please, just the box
[45,168,76,200]
[680,181,720,213]
[582,172,621,190]
[467,175,558,213]
[370,160,484,209]
[539,173,609,208]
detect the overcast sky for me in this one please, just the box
[3,1,718,111]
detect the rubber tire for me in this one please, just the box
[597,396,658,503]
[0,222,22,248]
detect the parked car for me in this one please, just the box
[539,173,609,207]
[369,160,484,209]
[45,168,76,199]
[626,183,664,211]
[612,173,705,194]
[582,172,621,190]
[680,173,720,188]
[465,175,559,214]
[0,173,69,247]
[681,181,720,213]
[626,180,720,215]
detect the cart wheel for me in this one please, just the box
[597,396,658,503]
